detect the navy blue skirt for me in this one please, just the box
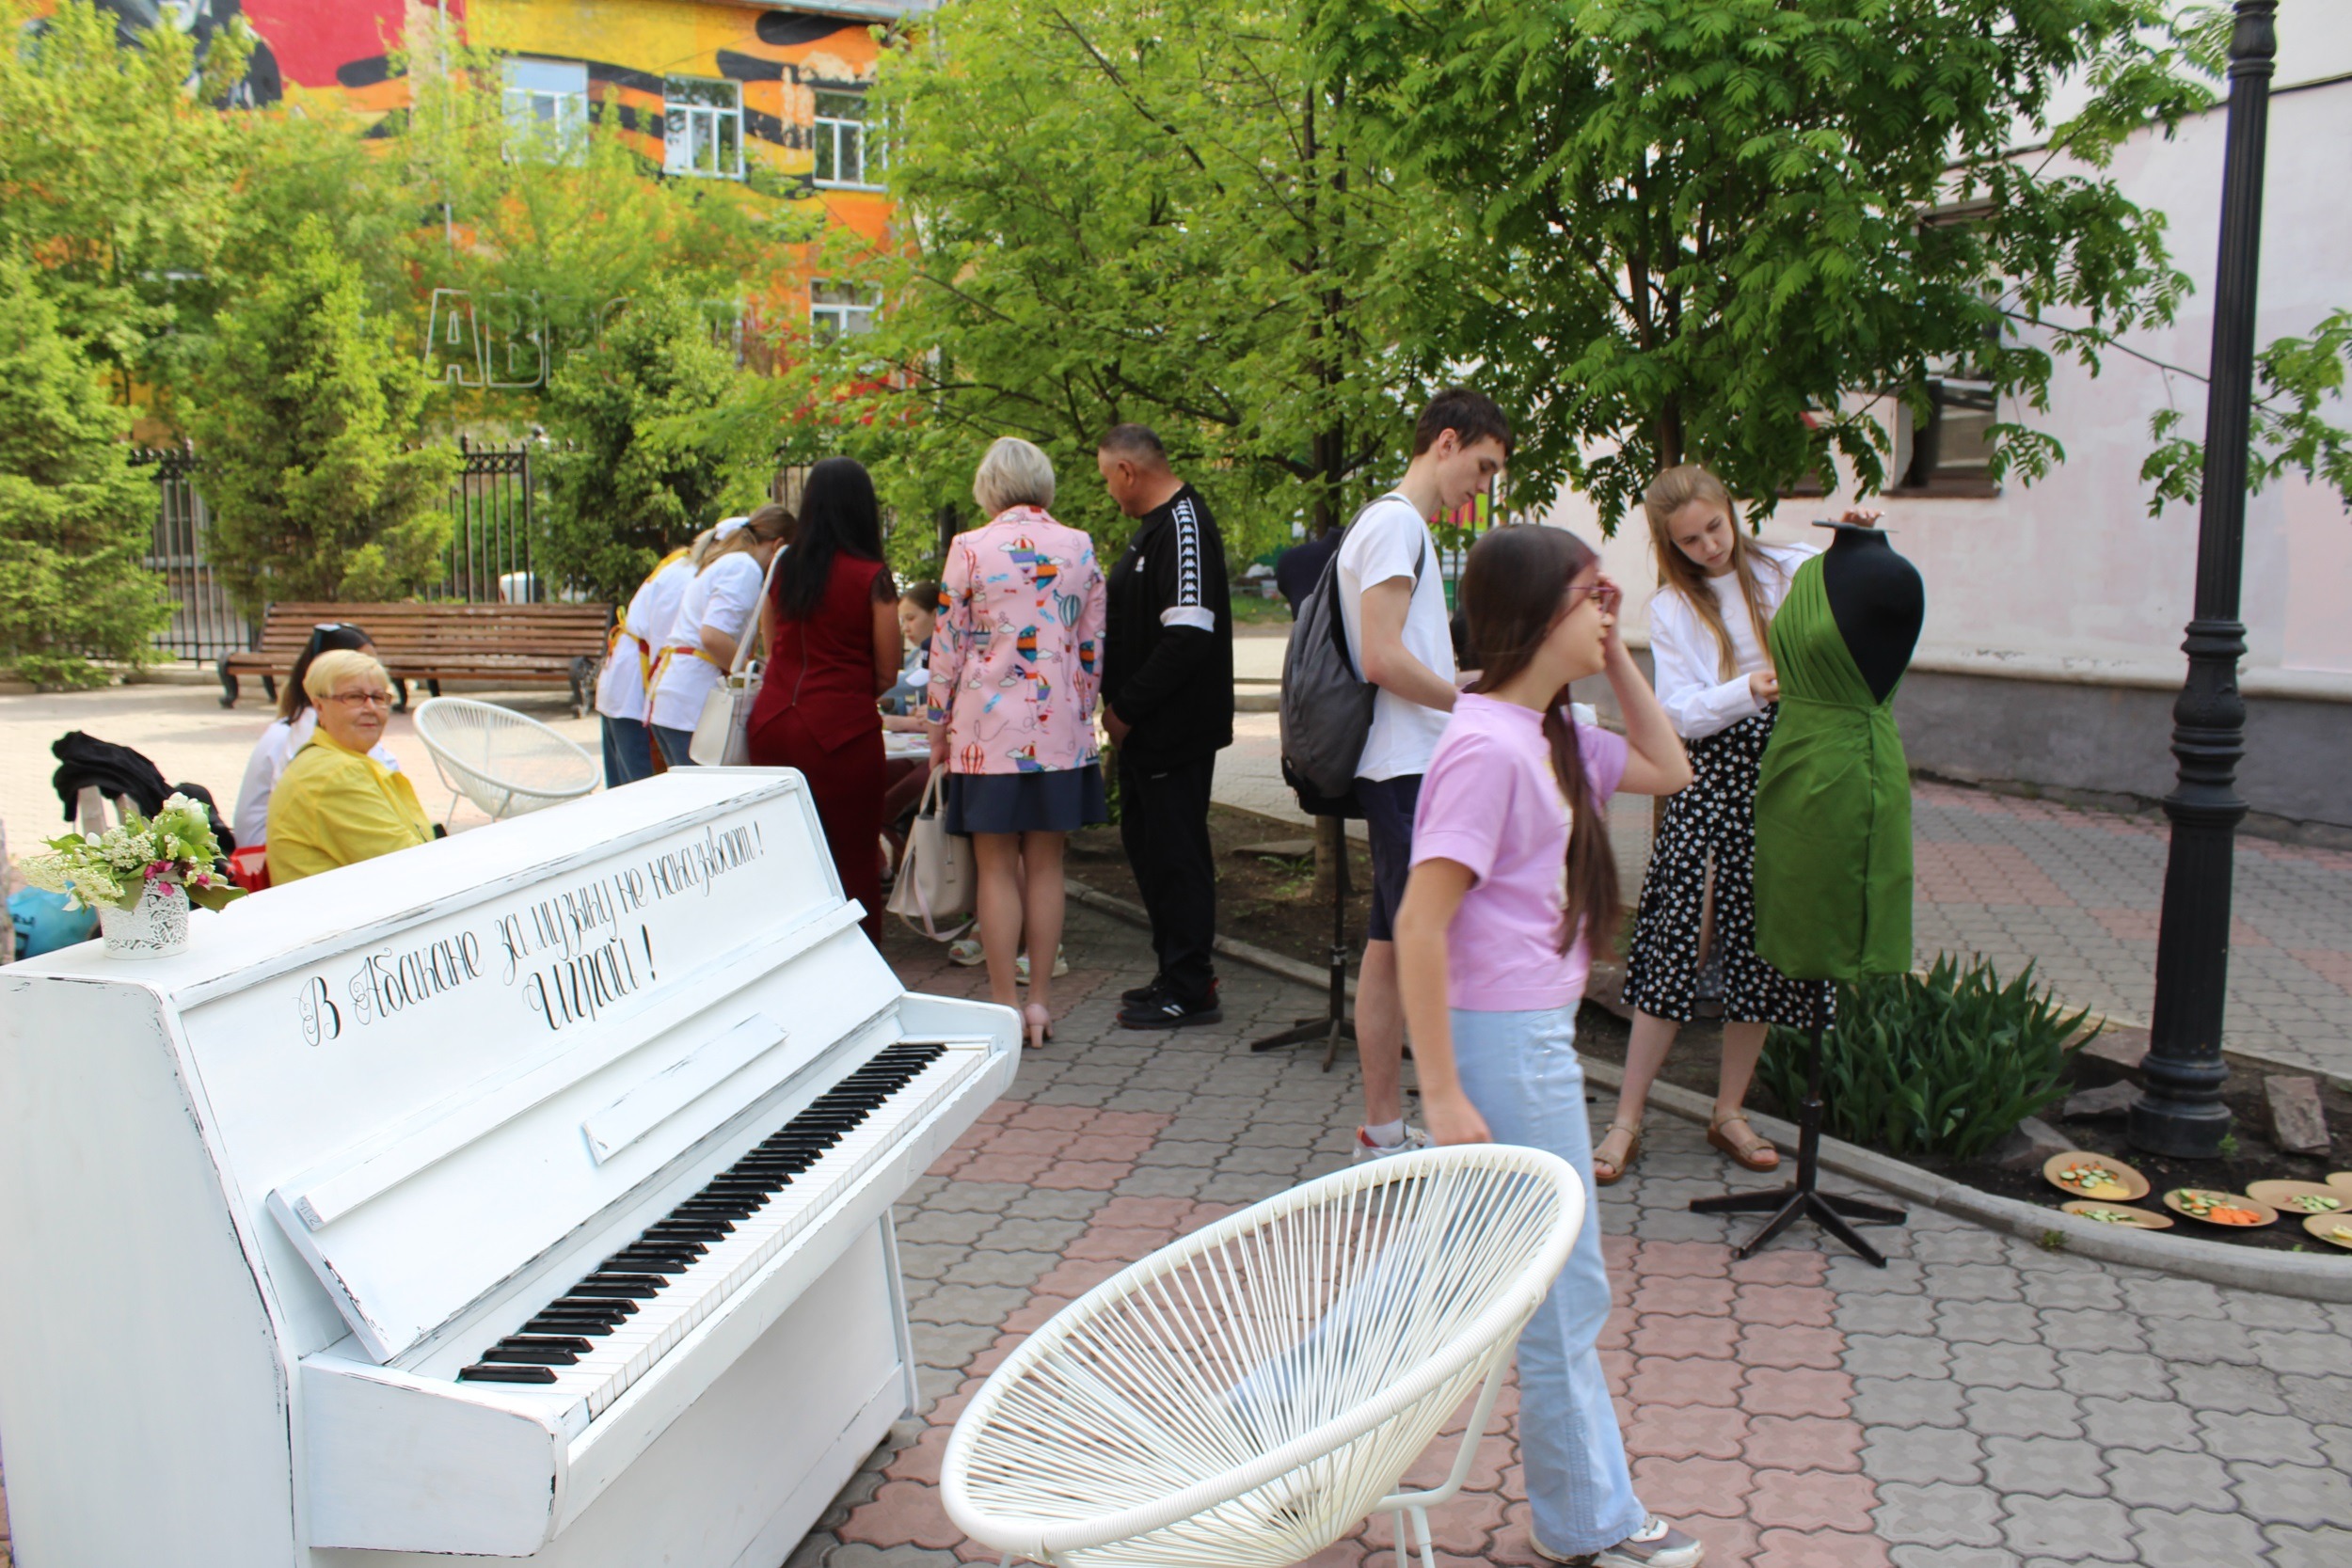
[944,764,1108,835]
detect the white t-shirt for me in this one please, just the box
[1646,542,1815,741]
[595,554,697,722]
[232,708,402,846]
[647,552,765,732]
[1335,493,1454,782]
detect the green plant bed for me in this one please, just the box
[1756,955,2096,1162]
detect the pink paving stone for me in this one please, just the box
[1626,1355,1745,1410]
[1060,1132,1158,1162]
[1747,1467,1881,1532]
[1597,1305,1634,1352]
[1499,1460,1526,1502]
[925,1149,976,1179]
[1602,1234,1640,1274]
[955,1153,1048,1184]
[1422,1482,1512,1556]
[1741,1367,1855,1419]
[1400,1429,1513,1494]
[1744,1413,1866,1474]
[1733,1284,1836,1328]
[1629,1454,1757,1518]
[1603,1347,1637,1399]
[1739,1323,1845,1370]
[1090,1110,1173,1138]
[1687,1516,1766,1568]
[1004,1103,1098,1131]
[884,1425,951,1483]
[1633,1275,1739,1318]
[1754,1527,1894,1568]
[984,1127,1080,1157]
[1622,1403,1752,1461]
[973,1099,1020,1124]
[998,1295,1072,1336]
[1725,1248,1827,1287]
[1439,1374,1520,1435]
[1292,1544,1367,1568]
[1034,1256,1128,1295]
[837,1478,965,1551]
[1640,1240,1733,1278]
[2291,947,2352,995]
[1091,1196,1195,1228]
[1911,842,2077,908]
[1032,1159,1132,1190]
[1064,1225,1180,1260]
[1631,1313,1742,1361]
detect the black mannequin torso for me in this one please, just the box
[1815,522,1923,703]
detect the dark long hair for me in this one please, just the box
[279,623,374,721]
[773,456,888,621]
[1460,525,1621,958]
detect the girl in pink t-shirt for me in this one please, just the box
[1394,525,1696,1568]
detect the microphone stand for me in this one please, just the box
[1251,818,1356,1069]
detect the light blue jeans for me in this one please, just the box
[1451,1006,1646,1557]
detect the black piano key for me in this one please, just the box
[607,1247,702,1268]
[550,1293,640,1314]
[459,1363,558,1384]
[524,1314,622,1337]
[481,1344,583,1366]
[575,1275,666,1299]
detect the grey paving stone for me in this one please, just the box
[1982,1433,2108,1499]
[2102,1447,2235,1512]
[1997,1494,2132,1560]
[1935,1301,2043,1345]
[1873,1481,2008,1548]
[1838,1293,1941,1338]
[2169,1358,2293,1417]
[2221,1292,2334,1333]
[1888,1547,2016,1568]
[2079,1394,2205,1454]
[2020,1268,2125,1312]
[1922,1263,2029,1304]
[2198,1409,2329,1466]
[1133,1137,1226,1168]
[894,1209,994,1246]
[2123,1504,2271,1568]
[907,1319,998,1369]
[921,1181,1025,1214]
[939,1248,1059,1290]
[2116,1275,2229,1321]
[1963,1386,2086,1441]
[1910,1227,2015,1265]
[907,1282,1030,1328]
[2249,1327,2352,1370]
[2055,1349,2176,1401]
[1029,1083,1115,1107]
[1829,1254,1930,1294]
[1003,1188,1102,1221]
[1852,1376,1971,1431]
[1863,1425,1988,1486]
[973,1214,1089,1254]
[2225,1458,2352,1528]
[1108,1165,1213,1198]
[1948,1341,2063,1392]
[1846,1332,1952,1381]
[2144,1313,2264,1366]
[2265,1522,2352,1568]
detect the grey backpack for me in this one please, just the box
[1279,499,1425,812]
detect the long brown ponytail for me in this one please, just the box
[1460,525,1623,959]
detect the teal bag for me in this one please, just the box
[10,887,98,959]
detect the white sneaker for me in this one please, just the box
[1534,1515,1705,1568]
[1014,945,1070,986]
[1349,1124,1431,1164]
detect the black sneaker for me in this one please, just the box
[1117,987,1223,1030]
[1121,974,1169,1006]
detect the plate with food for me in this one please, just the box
[2060,1201,2173,1230]
[2300,1213,2352,1250]
[2246,1180,2349,1216]
[2328,1172,2352,1194]
[2042,1151,2150,1203]
[2161,1188,2277,1227]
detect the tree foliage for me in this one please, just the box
[194,217,456,615]
[0,252,172,687]
[1316,0,2233,527]
[538,284,768,605]
[818,0,1462,562]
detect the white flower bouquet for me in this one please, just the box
[19,794,246,914]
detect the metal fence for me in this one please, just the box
[133,441,552,663]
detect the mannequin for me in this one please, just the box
[1818,521,1925,702]
[1692,518,1923,1265]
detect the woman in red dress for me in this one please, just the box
[746,457,901,936]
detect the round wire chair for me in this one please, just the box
[411,697,600,825]
[942,1145,1585,1568]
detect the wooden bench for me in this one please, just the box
[218,602,613,717]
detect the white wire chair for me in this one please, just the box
[942,1145,1585,1568]
[410,697,600,826]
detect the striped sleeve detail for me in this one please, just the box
[1157,494,1211,631]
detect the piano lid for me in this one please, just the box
[10,771,908,1364]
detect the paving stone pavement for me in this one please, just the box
[768,906,2352,1568]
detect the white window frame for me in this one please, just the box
[501,57,589,162]
[812,87,882,190]
[811,283,881,342]
[663,75,743,180]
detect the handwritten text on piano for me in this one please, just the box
[294,820,770,1045]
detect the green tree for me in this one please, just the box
[538,284,766,605]
[0,252,172,687]
[0,0,258,417]
[816,0,1461,562]
[195,216,456,614]
[1315,0,2351,526]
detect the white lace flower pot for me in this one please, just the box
[99,880,190,959]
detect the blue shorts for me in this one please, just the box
[1356,772,1422,942]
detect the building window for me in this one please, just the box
[813,87,882,189]
[664,76,743,179]
[502,57,588,161]
[811,283,880,341]
[1895,378,1998,493]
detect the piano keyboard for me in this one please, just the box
[458,1040,971,1417]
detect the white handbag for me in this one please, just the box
[688,549,783,767]
[886,766,975,939]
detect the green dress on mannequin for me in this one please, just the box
[1751,554,1913,981]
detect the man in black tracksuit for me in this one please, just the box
[1096,423,1234,1027]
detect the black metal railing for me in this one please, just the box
[133,446,246,663]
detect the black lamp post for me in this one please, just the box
[2130,1,2275,1160]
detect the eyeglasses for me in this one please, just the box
[326,689,396,709]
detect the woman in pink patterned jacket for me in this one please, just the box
[927,437,1109,1049]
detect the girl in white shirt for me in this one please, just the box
[231,623,402,846]
[644,504,792,766]
[595,526,715,786]
[1598,466,1831,1184]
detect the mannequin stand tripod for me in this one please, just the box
[1689,999,1906,1265]
[1251,819,1355,1069]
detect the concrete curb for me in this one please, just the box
[1067,878,2352,1302]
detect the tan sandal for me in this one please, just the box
[1708,1110,1781,1172]
[1593,1121,1642,1186]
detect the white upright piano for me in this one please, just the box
[0,770,1017,1566]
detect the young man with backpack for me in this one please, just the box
[1331,388,1512,1159]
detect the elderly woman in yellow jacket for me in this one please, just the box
[265,649,435,885]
